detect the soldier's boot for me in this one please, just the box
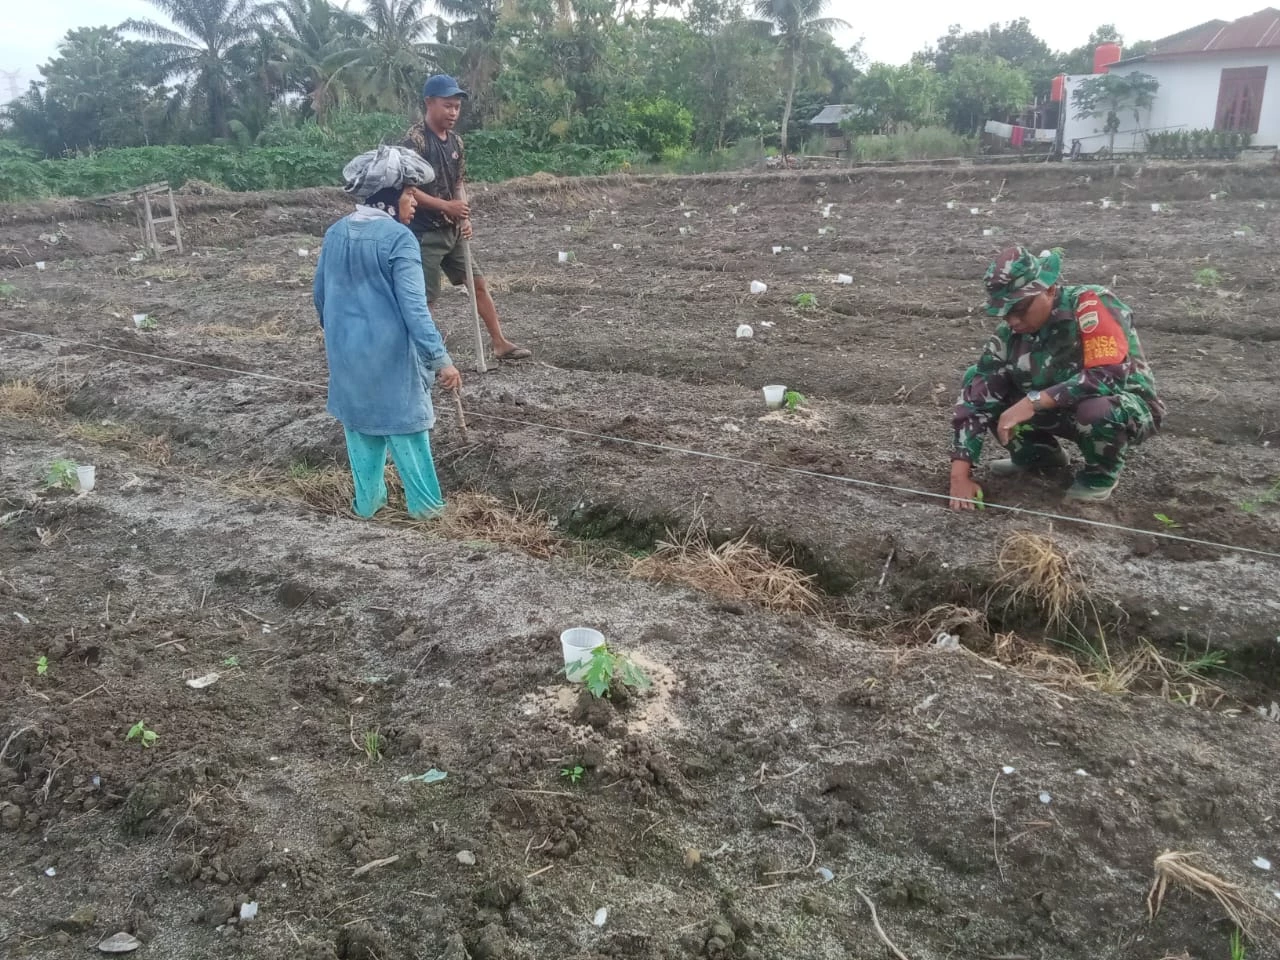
[988,443,1070,477]
[1066,468,1119,502]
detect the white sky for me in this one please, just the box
[0,0,1271,95]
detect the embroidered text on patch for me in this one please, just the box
[1076,293,1129,368]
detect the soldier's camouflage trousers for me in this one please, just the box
[1003,394,1159,487]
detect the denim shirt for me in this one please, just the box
[314,207,453,435]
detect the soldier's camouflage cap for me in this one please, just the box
[983,245,1062,317]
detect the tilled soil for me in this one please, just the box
[2,162,1279,960]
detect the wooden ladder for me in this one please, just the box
[135,181,184,257]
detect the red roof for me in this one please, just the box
[1148,8,1280,57]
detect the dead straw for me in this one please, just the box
[1147,850,1272,938]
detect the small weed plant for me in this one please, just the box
[793,292,817,310]
[221,655,240,667]
[784,390,806,411]
[1194,267,1223,288]
[1240,477,1280,513]
[0,283,15,298]
[362,729,384,762]
[570,643,652,699]
[136,315,158,331]
[44,459,78,489]
[1230,927,1246,960]
[1153,512,1180,529]
[560,764,585,785]
[36,655,48,676]
[125,721,159,748]
[288,460,320,480]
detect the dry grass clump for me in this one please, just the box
[0,379,65,419]
[437,492,560,559]
[990,530,1084,628]
[193,317,292,341]
[1147,850,1272,938]
[67,421,172,465]
[632,525,820,613]
[240,465,561,558]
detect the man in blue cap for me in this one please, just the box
[401,75,532,361]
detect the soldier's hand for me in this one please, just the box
[996,399,1034,446]
[949,474,983,512]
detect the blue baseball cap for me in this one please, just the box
[422,75,468,100]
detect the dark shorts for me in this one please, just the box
[418,226,482,303]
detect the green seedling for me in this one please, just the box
[793,292,817,310]
[1153,512,1181,529]
[973,488,986,511]
[288,460,319,480]
[362,729,383,762]
[560,764,585,785]
[125,721,159,748]
[44,459,79,490]
[221,655,240,667]
[1194,267,1222,288]
[0,283,15,298]
[569,643,652,699]
[784,390,806,411]
[1240,477,1280,513]
[36,655,48,676]
[1230,927,1246,960]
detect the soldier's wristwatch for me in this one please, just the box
[1027,390,1044,411]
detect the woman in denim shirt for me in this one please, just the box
[315,146,462,518]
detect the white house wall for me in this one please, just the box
[1062,50,1280,154]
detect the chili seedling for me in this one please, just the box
[568,643,652,699]
[125,721,159,748]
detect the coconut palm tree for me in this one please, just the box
[434,0,505,122]
[122,0,265,140]
[750,0,847,154]
[328,0,443,112]
[270,0,365,122]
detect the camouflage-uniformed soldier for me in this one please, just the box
[949,246,1164,509]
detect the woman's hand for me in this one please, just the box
[437,365,462,391]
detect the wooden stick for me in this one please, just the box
[855,888,911,960]
[452,389,470,442]
[352,855,399,877]
[460,239,488,374]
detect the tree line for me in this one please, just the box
[2,0,1152,164]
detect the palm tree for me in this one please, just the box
[122,0,265,140]
[434,0,505,122]
[270,0,365,122]
[329,0,442,112]
[751,0,847,154]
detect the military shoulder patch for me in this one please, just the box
[1075,293,1128,368]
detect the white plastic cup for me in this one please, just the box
[611,243,622,250]
[132,313,148,328]
[750,280,767,294]
[35,261,46,271]
[76,465,96,493]
[296,248,309,257]
[736,324,753,339]
[772,245,782,255]
[1151,203,1161,212]
[970,207,980,215]
[946,201,956,210]
[836,273,853,284]
[763,385,786,409]
[561,628,605,681]
[1101,199,1112,209]
[558,251,570,263]
[822,205,832,218]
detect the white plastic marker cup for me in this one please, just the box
[76,465,96,493]
[772,245,783,255]
[296,248,309,257]
[946,201,957,210]
[1101,199,1112,209]
[750,280,767,294]
[970,207,980,215]
[132,313,148,328]
[611,243,622,250]
[1151,203,1161,212]
[561,628,605,681]
[35,261,46,271]
[736,324,754,339]
[763,384,786,409]
[836,273,853,284]
[822,204,833,218]
[558,251,570,263]
[982,228,994,237]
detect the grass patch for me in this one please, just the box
[632,523,820,613]
[193,318,293,341]
[67,421,172,465]
[0,379,65,419]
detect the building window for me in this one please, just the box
[1216,66,1267,133]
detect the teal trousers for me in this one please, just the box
[343,428,444,519]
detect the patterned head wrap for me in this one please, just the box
[342,145,435,208]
